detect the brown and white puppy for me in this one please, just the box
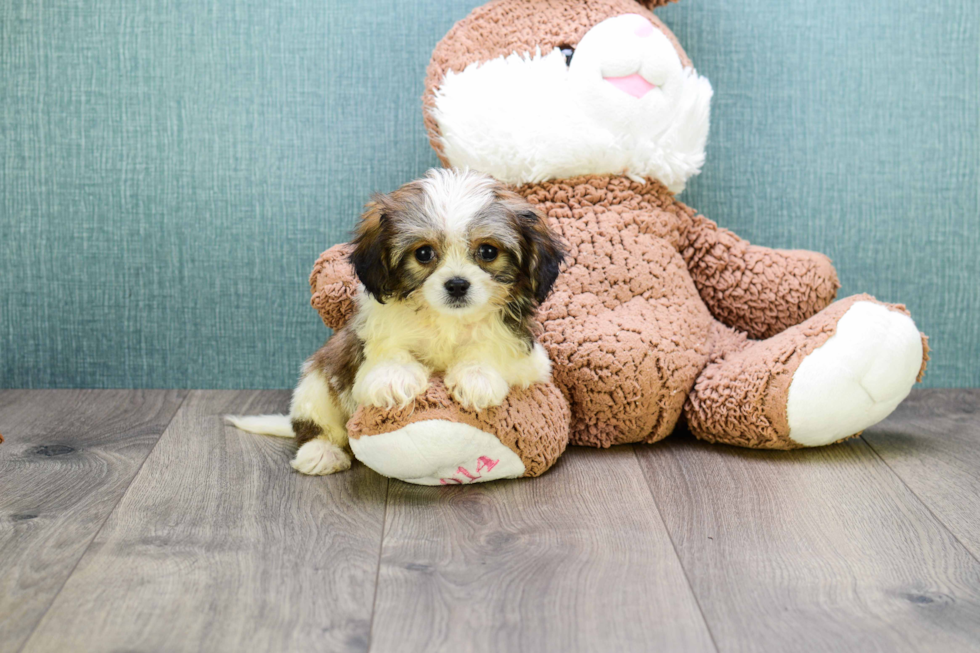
[229,168,564,475]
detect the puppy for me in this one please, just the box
[229,169,565,475]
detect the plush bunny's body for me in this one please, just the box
[310,0,928,484]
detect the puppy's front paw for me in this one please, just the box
[446,364,510,411]
[354,361,430,409]
[291,439,351,476]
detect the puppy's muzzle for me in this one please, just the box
[444,277,470,301]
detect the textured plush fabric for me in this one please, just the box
[1,0,976,389]
[681,214,841,340]
[523,175,838,446]
[310,244,358,331]
[347,378,569,478]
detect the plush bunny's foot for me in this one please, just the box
[685,295,927,450]
[347,378,570,485]
[351,420,525,485]
[786,301,924,446]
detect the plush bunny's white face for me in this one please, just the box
[431,14,713,192]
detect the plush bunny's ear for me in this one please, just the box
[635,0,680,8]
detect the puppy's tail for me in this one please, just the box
[225,414,294,438]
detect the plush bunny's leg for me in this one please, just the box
[685,295,927,449]
[347,378,569,485]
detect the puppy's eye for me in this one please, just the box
[415,245,435,263]
[477,244,498,262]
[559,45,575,66]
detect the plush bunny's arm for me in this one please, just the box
[309,243,359,330]
[680,213,840,340]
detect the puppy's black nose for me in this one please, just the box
[444,277,470,299]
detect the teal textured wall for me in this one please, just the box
[1,0,977,388]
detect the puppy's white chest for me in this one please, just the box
[413,320,478,371]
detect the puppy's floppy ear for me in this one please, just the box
[518,207,565,305]
[348,198,393,302]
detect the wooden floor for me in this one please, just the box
[1,390,979,652]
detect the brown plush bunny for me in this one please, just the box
[310,0,928,485]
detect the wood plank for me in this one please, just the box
[0,389,186,653]
[19,390,388,653]
[369,446,717,653]
[636,428,980,653]
[863,389,980,560]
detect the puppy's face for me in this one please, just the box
[350,169,564,322]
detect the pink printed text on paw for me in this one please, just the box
[439,456,499,485]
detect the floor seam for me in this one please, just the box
[14,389,191,653]
[632,445,722,653]
[860,434,980,567]
[365,476,390,653]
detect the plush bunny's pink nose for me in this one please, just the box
[604,74,655,98]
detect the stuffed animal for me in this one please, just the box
[309,0,928,485]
